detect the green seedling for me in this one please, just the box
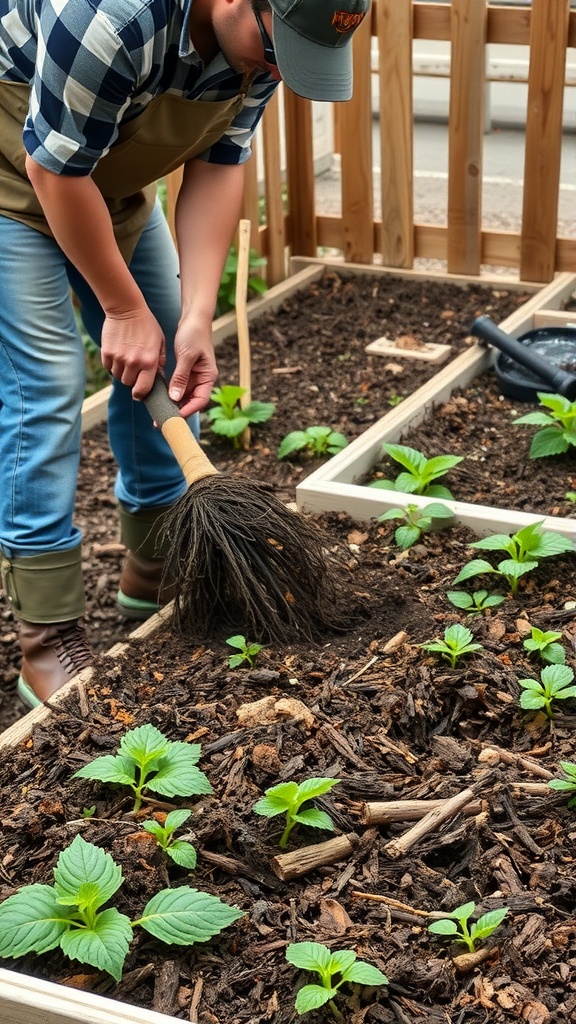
[216,243,267,316]
[0,835,242,981]
[446,589,505,614]
[420,623,483,670]
[369,443,463,499]
[548,761,576,807]
[513,392,576,459]
[81,805,96,818]
[226,634,263,668]
[523,626,565,665]
[452,521,574,596]
[428,901,508,953]
[286,941,388,1018]
[379,501,454,550]
[565,491,576,503]
[72,723,213,812]
[278,426,348,460]
[253,777,339,849]
[518,664,576,719]
[142,809,197,868]
[387,393,404,407]
[207,385,275,447]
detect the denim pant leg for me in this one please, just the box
[68,199,196,514]
[0,217,84,557]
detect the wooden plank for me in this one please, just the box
[240,140,261,254]
[533,309,576,328]
[81,386,111,432]
[520,0,571,282]
[283,90,316,257]
[289,255,541,292]
[447,0,487,275]
[0,968,181,1024]
[486,5,531,46]
[340,15,374,263]
[377,0,414,267]
[260,93,286,285]
[413,1,450,41]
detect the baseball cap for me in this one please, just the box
[269,0,371,102]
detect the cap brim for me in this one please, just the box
[272,13,353,102]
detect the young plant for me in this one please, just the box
[446,589,506,614]
[216,243,267,316]
[72,723,213,812]
[369,443,463,499]
[207,385,275,447]
[379,501,454,550]
[548,761,576,807]
[286,942,388,1018]
[253,777,339,849]
[420,623,483,670]
[142,809,197,868]
[518,664,576,719]
[428,901,508,953]
[278,426,348,460]
[0,835,242,981]
[523,626,565,665]
[452,521,574,596]
[513,392,576,459]
[226,634,263,668]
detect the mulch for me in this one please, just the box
[1,269,575,1023]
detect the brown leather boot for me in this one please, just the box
[117,552,176,620]
[18,619,94,707]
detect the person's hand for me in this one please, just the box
[167,316,219,419]
[100,307,166,399]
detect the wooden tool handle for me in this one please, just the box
[144,376,218,486]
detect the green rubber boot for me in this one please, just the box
[116,504,176,620]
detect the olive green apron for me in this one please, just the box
[0,81,246,261]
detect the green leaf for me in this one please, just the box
[210,416,249,438]
[295,778,340,802]
[541,664,575,694]
[513,411,554,426]
[497,559,537,580]
[422,484,455,500]
[383,443,425,476]
[72,754,136,787]
[446,591,474,610]
[470,534,513,552]
[453,559,497,584]
[368,478,397,490]
[342,961,388,987]
[445,623,475,648]
[295,983,333,1013]
[258,781,300,807]
[243,401,275,423]
[278,432,310,459]
[529,427,570,459]
[450,902,476,920]
[0,885,73,958]
[253,794,290,818]
[471,907,508,941]
[395,524,421,549]
[226,635,246,650]
[378,508,405,522]
[328,949,357,975]
[164,809,192,831]
[428,919,459,936]
[120,724,170,766]
[228,653,246,668]
[529,531,574,558]
[520,690,546,711]
[286,941,332,972]
[166,841,198,869]
[422,502,455,520]
[136,887,243,945]
[53,836,123,910]
[422,454,463,477]
[60,908,133,982]
[146,743,213,798]
[293,808,334,831]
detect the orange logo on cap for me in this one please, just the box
[332,10,365,33]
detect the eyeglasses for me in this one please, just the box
[254,8,277,66]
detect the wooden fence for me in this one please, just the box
[168,0,576,285]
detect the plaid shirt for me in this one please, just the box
[0,0,278,174]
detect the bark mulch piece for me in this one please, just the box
[1,270,575,1022]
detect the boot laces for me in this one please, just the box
[50,622,93,674]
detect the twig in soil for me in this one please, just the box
[341,654,379,685]
[190,974,203,1023]
[452,945,497,973]
[479,744,554,780]
[351,891,430,918]
[361,798,483,825]
[317,721,372,771]
[272,833,359,880]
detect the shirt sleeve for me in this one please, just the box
[195,74,280,166]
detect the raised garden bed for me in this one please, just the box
[1,265,576,1023]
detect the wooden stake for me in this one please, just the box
[236,218,252,450]
[383,785,479,860]
[271,833,358,880]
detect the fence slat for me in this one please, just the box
[283,91,316,257]
[378,0,414,267]
[447,0,487,275]
[261,93,286,285]
[520,0,571,282]
[241,136,261,253]
[340,14,374,263]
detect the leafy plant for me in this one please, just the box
[428,901,508,953]
[369,443,463,499]
[253,778,340,849]
[387,393,404,407]
[513,392,576,459]
[226,634,263,668]
[379,501,454,550]
[0,835,242,981]
[142,809,197,868]
[518,664,576,718]
[72,723,213,812]
[420,623,483,670]
[548,761,576,807]
[565,491,576,503]
[286,941,388,1017]
[452,521,574,596]
[278,426,348,460]
[523,626,565,665]
[207,385,275,447]
[446,589,505,614]
[216,244,267,317]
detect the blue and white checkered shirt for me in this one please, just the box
[0,0,278,174]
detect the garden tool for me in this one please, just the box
[142,376,349,643]
[471,315,576,403]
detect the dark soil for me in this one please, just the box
[1,269,576,1023]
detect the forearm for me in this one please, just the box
[25,156,145,315]
[175,159,246,324]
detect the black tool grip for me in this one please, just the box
[143,375,181,427]
[471,316,576,400]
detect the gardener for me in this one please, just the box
[0,0,370,708]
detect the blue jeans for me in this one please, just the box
[0,201,193,558]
